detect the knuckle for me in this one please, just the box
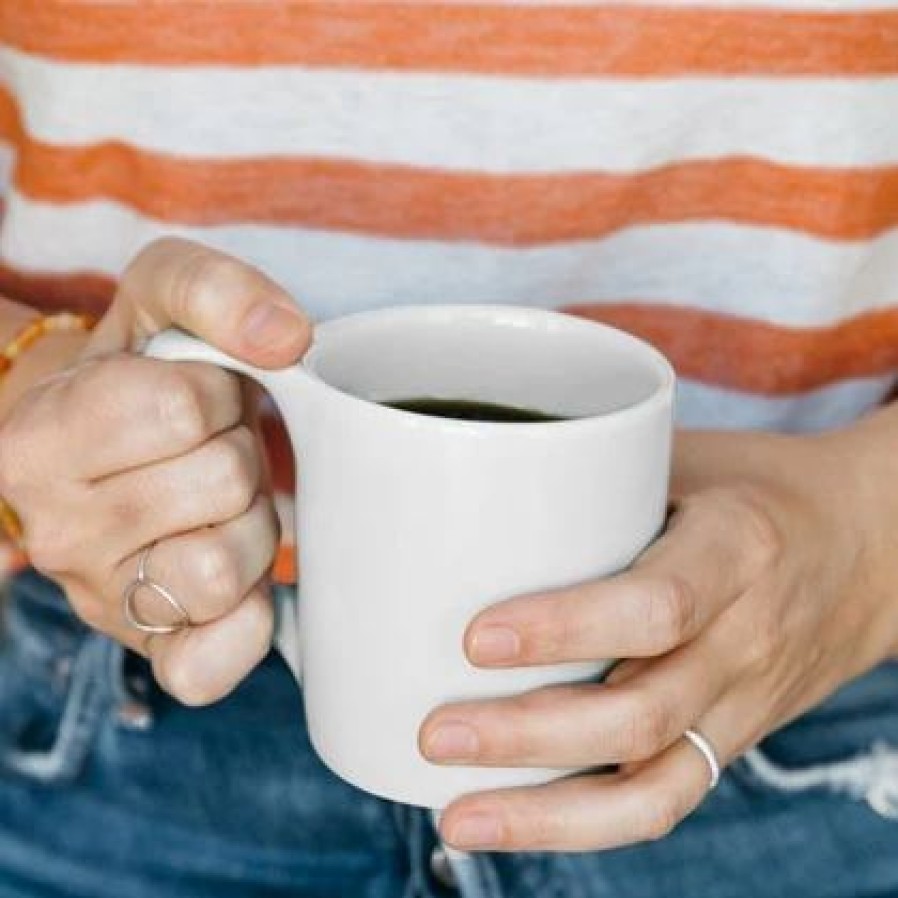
[619,692,675,760]
[173,252,247,323]
[194,540,243,607]
[156,374,210,445]
[209,429,257,513]
[644,575,697,650]
[723,487,783,570]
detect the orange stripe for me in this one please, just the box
[272,544,297,585]
[0,123,116,310]
[565,304,898,395]
[13,258,898,396]
[2,3,897,75]
[0,88,17,145]
[0,92,894,244]
[0,261,114,316]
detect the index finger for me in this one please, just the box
[85,237,312,368]
[26,354,244,482]
[465,489,780,668]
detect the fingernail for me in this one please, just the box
[425,723,479,762]
[243,303,306,351]
[446,814,503,849]
[470,626,520,664]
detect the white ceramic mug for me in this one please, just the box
[145,304,675,809]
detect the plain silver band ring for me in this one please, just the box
[123,544,191,636]
[684,728,721,791]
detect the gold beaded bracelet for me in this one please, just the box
[0,311,97,543]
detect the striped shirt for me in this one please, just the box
[0,2,896,579]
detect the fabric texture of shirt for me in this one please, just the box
[0,1,896,579]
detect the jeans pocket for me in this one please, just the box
[729,663,898,821]
[0,569,121,784]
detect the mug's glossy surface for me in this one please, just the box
[146,305,675,808]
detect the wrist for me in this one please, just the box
[819,410,898,661]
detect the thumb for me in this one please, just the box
[83,237,311,368]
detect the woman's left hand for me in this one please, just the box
[421,417,898,852]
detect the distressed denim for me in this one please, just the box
[3,567,898,898]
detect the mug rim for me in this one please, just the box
[299,304,676,432]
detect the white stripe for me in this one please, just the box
[677,376,894,431]
[2,48,898,172]
[0,144,14,194]
[3,194,896,327]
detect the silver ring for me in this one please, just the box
[123,544,191,636]
[684,728,721,791]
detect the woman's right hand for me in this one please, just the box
[0,237,311,705]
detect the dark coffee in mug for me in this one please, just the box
[383,397,565,423]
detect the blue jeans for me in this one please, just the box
[3,568,898,897]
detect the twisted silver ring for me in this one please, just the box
[123,544,191,635]
[684,728,721,791]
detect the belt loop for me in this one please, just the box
[4,634,117,783]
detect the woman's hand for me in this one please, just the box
[0,237,310,705]
[422,420,898,851]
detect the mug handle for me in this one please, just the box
[143,328,303,680]
[143,328,283,386]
